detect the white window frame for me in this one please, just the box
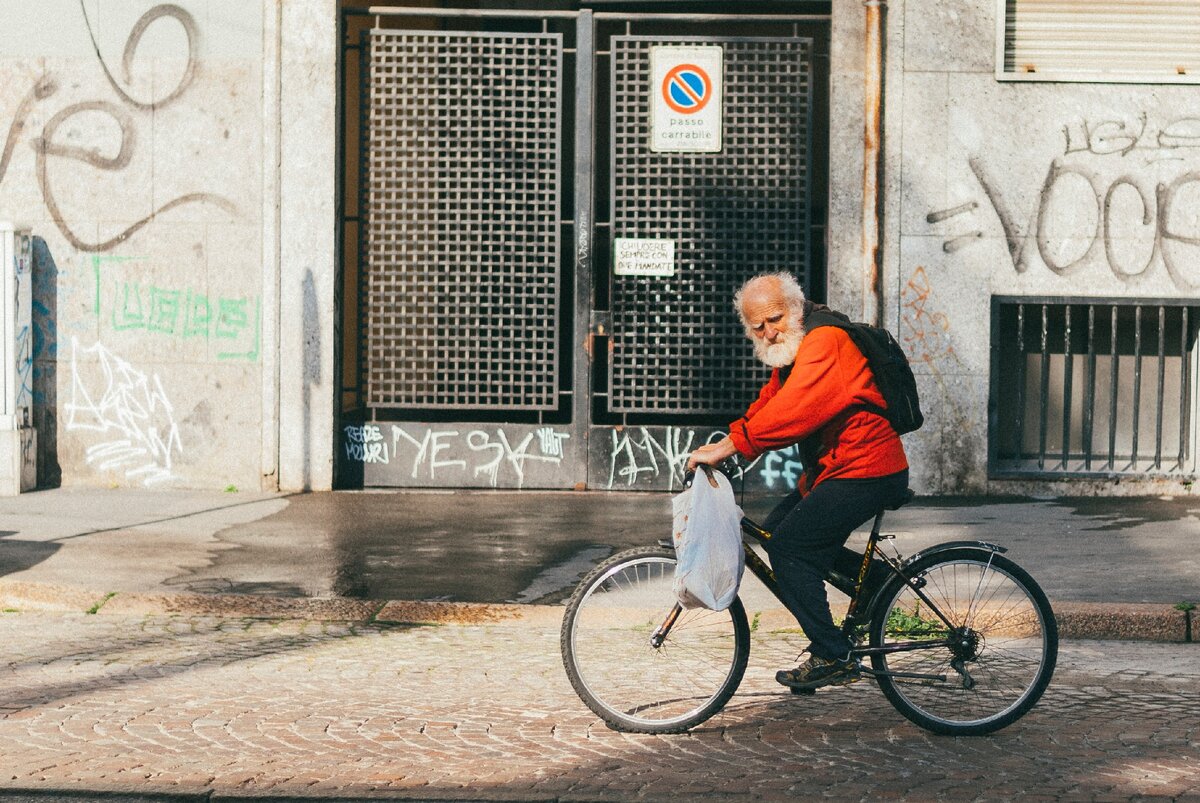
[996,0,1200,85]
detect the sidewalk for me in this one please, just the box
[0,487,1196,641]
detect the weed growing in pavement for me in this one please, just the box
[885,604,943,638]
[86,592,117,614]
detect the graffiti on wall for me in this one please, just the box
[605,427,720,490]
[931,114,1200,291]
[343,423,571,489]
[64,337,183,486]
[902,268,974,463]
[0,3,256,487]
[900,267,960,371]
[0,4,237,253]
[29,248,92,407]
[91,256,260,361]
[14,324,32,413]
[343,422,809,491]
[754,444,804,491]
[603,426,804,492]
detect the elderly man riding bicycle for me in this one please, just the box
[687,272,909,690]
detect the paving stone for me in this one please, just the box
[1,611,1198,801]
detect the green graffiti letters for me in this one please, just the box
[91,255,260,361]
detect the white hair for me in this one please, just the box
[732,272,807,338]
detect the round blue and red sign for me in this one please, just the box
[662,64,713,114]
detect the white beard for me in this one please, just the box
[754,326,805,368]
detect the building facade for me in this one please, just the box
[0,0,1195,495]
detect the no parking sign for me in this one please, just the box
[650,46,723,153]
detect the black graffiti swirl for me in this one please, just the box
[35,101,137,170]
[0,75,57,186]
[79,1,198,111]
[32,102,236,253]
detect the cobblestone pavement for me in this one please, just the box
[1,610,1197,802]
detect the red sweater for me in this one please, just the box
[728,326,908,492]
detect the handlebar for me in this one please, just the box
[682,461,738,489]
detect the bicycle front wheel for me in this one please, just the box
[868,547,1057,736]
[561,546,750,734]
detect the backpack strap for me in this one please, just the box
[777,302,837,385]
[794,306,889,421]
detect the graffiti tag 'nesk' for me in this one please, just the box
[343,424,569,488]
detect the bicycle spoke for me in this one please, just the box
[869,550,1056,735]
[562,547,749,734]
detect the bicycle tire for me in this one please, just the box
[867,547,1057,736]
[560,545,750,734]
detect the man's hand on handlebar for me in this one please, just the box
[686,436,738,473]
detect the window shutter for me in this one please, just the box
[999,0,1200,83]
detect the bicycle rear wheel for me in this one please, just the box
[867,547,1057,735]
[561,545,750,734]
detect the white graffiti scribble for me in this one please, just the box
[536,426,569,458]
[64,337,183,485]
[605,427,802,491]
[344,423,388,464]
[344,422,804,490]
[393,428,468,478]
[606,427,722,490]
[465,428,568,488]
[14,324,32,415]
[341,425,571,489]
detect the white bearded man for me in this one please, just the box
[687,272,909,690]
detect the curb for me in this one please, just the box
[0,581,564,628]
[1053,601,1192,643]
[0,580,1193,642]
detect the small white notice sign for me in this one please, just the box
[614,238,676,277]
[650,45,723,153]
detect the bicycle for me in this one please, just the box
[560,468,1058,736]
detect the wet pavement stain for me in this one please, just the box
[175,491,1200,606]
[182,491,686,603]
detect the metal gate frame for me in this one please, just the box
[988,296,1200,480]
[602,31,816,418]
[339,6,830,490]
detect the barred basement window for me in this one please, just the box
[990,298,1200,478]
[997,0,1200,84]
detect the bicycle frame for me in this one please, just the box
[572,474,1056,735]
[653,501,1006,673]
[739,509,956,655]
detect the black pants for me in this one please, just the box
[762,469,909,660]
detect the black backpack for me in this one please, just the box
[802,304,924,435]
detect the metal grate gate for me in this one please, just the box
[344,8,830,490]
[991,298,1199,477]
[360,30,563,411]
[607,36,813,415]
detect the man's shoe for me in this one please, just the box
[776,653,861,690]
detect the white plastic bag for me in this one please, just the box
[671,467,745,611]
